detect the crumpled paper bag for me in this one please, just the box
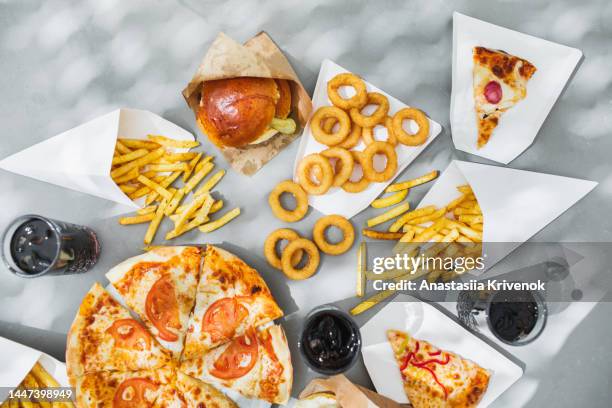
[183,31,312,175]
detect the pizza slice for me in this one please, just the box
[106,246,202,359]
[473,46,536,148]
[183,245,283,359]
[74,367,176,408]
[66,283,170,383]
[387,329,490,408]
[175,372,237,408]
[180,325,292,405]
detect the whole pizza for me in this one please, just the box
[66,245,292,407]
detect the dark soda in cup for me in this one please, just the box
[2,215,100,277]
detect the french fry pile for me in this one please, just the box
[1,362,75,407]
[112,135,240,244]
[351,171,484,316]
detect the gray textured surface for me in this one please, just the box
[0,0,611,406]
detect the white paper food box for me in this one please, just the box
[0,108,195,209]
[417,160,597,272]
[450,12,582,163]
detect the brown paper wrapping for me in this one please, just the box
[183,32,312,176]
[299,375,410,408]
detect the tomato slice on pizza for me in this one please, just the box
[106,246,202,358]
[183,246,283,359]
[472,46,536,148]
[106,318,153,351]
[74,366,175,407]
[387,329,490,408]
[113,378,159,408]
[145,274,182,342]
[202,297,250,344]
[210,328,259,379]
[181,325,292,405]
[66,283,170,383]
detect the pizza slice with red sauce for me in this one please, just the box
[106,246,202,359]
[183,246,283,359]
[180,325,292,405]
[387,329,490,408]
[473,46,536,148]
[74,367,175,408]
[66,283,171,384]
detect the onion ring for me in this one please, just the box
[362,116,397,146]
[264,228,303,270]
[322,116,362,149]
[311,106,351,146]
[350,92,389,128]
[268,180,308,222]
[327,73,368,110]
[281,238,320,280]
[320,147,354,187]
[362,141,398,182]
[297,153,334,195]
[313,215,355,255]
[322,117,337,134]
[341,151,370,193]
[392,107,429,146]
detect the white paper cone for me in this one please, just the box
[0,336,70,394]
[450,12,582,163]
[294,59,442,219]
[360,294,523,407]
[416,160,597,272]
[0,108,194,209]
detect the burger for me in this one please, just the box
[197,77,297,148]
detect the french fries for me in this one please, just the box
[195,170,225,196]
[198,208,241,233]
[111,148,148,165]
[388,205,437,232]
[145,172,182,205]
[2,362,76,408]
[119,214,155,225]
[115,140,132,154]
[361,180,485,290]
[111,147,165,178]
[370,189,408,209]
[366,202,410,228]
[362,229,405,240]
[182,152,203,182]
[385,170,439,193]
[147,134,199,148]
[119,138,161,150]
[144,196,170,245]
[112,135,240,244]
[137,175,172,200]
[356,243,366,297]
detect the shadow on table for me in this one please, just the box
[0,321,66,362]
